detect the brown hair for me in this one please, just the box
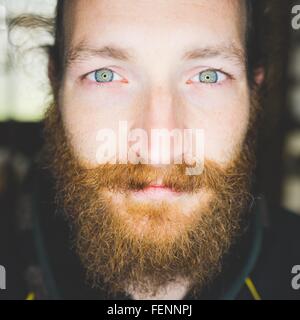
[49,0,270,86]
[9,0,275,90]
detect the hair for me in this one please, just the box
[9,0,275,91]
[48,0,268,87]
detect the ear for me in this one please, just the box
[253,67,265,86]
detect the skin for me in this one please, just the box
[55,0,250,299]
[60,0,249,166]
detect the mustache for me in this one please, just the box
[71,159,250,194]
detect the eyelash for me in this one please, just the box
[83,68,233,87]
[83,68,127,86]
[187,69,233,87]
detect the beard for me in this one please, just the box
[42,91,260,299]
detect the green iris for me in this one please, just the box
[199,70,218,83]
[94,69,114,83]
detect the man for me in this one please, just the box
[3,0,300,300]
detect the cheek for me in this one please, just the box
[204,105,250,164]
[60,89,136,166]
[183,88,250,164]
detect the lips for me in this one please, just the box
[130,182,182,201]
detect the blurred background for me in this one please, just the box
[0,0,300,221]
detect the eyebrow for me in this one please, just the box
[65,41,245,67]
[182,44,245,65]
[65,42,134,67]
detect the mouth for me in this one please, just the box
[130,181,183,201]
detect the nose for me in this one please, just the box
[133,85,185,166]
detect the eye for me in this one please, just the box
[86,68,123,83]
[189,69,227,84]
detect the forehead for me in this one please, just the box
[63,0,247,59]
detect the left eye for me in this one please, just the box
[87,68,123,83]
[190,70,227,84]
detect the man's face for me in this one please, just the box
[46,0,258,297]
[61,0,249,165]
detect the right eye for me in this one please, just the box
[86,68,123,84]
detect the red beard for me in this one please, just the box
[42,91,260,298]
